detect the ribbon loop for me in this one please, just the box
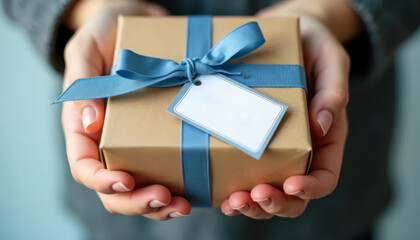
[200,22,265,65]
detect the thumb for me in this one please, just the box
[308,42,350,137]
[73,98,105,133]
[63,40,106,134]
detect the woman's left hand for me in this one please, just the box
[220,0,358,219]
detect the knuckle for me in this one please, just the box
[102,201,116,214]
[69,168,81,185]
[289,206,307,219]
[61,109,67,128]
[262,215,274,220]
[150,185,171,200]
[150,184,168,195]
[343,115,349,135]
[133,203,150,215]
[327,179,339,195]
[94,183,110,193]
[330,88,349,108]
[64,38,78,62]
[289,211,304,219]
[153,215,170,221]
[64,35,96,69]
[92,170,109,193]
[333,46,350,69]
[341,49,351,70]
[338,90,349,107]
[271,204,286,215]
[251,215,271,220]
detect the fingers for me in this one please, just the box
[99,185,171,215]
[283,172,335,200]
[221,186,309,219]
[227,191,273,219]
[99,186,191,220]
[221,199,240,216]
[144,197,191,221]
[251,184,308,218]
[220,110,347,218]
[71,158,135,194]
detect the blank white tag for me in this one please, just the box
[167,74,287,159]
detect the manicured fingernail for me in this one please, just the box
[232,204,249,212]
[82,106,96,132]
[149,200,168,208]
[169,212,188,218]
[287,190,304,196]
[317,110,333,136]
[111,182,131,192]
[253,198,271,206]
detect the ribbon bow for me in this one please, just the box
[53,21,265,104]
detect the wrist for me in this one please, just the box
[262,0,363,42]
[63,0,145,31]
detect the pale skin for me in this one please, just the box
[62,0,361,220]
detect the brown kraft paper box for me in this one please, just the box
[100,16,312,207]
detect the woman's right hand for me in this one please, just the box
[61,0,191,220]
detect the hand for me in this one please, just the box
[62,1,191,220]
[221,0,359,219]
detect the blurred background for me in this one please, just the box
[0,7,419,240]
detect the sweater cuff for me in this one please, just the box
[3,0,75,72]
[345,0,420,85]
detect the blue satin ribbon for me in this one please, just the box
[53,20,266,103]
[181,16,212,207]
[53,15,307,207]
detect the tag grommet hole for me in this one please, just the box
[194,80,202,86]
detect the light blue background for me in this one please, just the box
[0,8,419,240]
[0,9,87,240]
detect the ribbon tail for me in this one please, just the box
[116,49,182,79]
[52,75,162,104]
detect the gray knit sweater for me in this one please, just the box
[2,0,420,239]
[3,0,419,77]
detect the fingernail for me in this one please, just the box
[169,212,188,218]
[253,198,271,206]
[111,182,131,192]
[232,204,249,212]
[317,110,333,136]
[224,211,239,216]
[82,106,96,132]
[149,200,168,208]
[287,190,304,196]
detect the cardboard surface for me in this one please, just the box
[100,16,312,206]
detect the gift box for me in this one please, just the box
[99,16,312,207]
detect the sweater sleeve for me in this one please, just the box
[345,0,420,83]
[2,0,74,72]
